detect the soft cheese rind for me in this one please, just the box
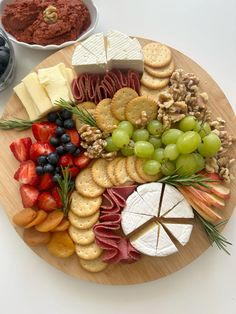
[156,224,178,257]
[121,212,152,235]
[163,223,193,246]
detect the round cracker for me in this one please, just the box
[114,158,134,186]
[79,257,108,273]
[75,109,95,131]
[143,42,172,67]
[68,225,95,245]
[111,88,138,121]
[95,98,119,132]
[75,242,102,260]
[140,85,169,102]
[91,159,113,188]
[107,157,123,186]
[141,71,169,89]
[135,158,161,182]
[126,156,146,184]
[125,96,157,125]
[75,168,105,198]
[145,59,175,78]
[70,191,102,217]
[68,210,99,230]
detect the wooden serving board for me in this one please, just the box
[0,38,236,285]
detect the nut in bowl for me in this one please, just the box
[0,0,98,50]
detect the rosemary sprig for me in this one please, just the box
[158,173,220,189]
[55,98,97,127]
[196,212,232,255]
[56,167,75,217]
[0,118,38,131]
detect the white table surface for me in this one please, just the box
[0,0,236,313]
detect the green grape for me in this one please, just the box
[121,146,134,156]
[134,141,154,158]
[149,136,162,149]
[164,144,179,161]
[161,161,176,176]
[143,160,161,175]
[112,129,130,148]
[152,148,165,163]
[161,129,183,145]
[198,122,211,138]
[105,136,119,152]
[198,132,221,157]
[179,116,197,132]
[176,154,198,176]
[176,131,201,154]
[132,129,149,142]
[117,121,134,137]
[147,120,163,135]
[192,153,205,172]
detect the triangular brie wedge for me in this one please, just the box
[125,191,157,216]
[121,212,153,235]
[163,199,194,219]
[156,224,178,256]
[163,223,193,246]
[159,185,184,217]
[137,183,163,216]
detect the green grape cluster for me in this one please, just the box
[105,116,221,177]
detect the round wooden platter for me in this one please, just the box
[0,37,236,285]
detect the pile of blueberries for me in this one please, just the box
[0,34,10,77]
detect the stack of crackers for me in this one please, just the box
[140,42,175,101]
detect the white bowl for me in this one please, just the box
[0,0,98,50]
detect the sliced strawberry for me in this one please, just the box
[30,142,55,162]
[65,129,80,146]
[14,160,39,186]
[69,166,80,178]
[38,173,54,191]
[10,137,32,162]
[37,192,57,212]
[32,122,56,142]
[58,153,74,167]
[52,186,63,208]
[74,153,90,169]
[20,184,39,208]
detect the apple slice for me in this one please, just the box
[183,186,225,210]
[180,188,223,223]
[207,183,230,200]
[200,172,221,183]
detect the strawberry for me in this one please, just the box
[52,186,63,208]
[9,137,32,162]
[14,160,39,186]
[68,166,80,178]
[38,173,54,191]
[30,142,55,162]
[65,129,80,146]
[58,153,74,167]
[74,153,90,169]
[20,184,39,208]
[37,192,57,212]
[32,122,56,142]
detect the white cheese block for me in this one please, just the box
[57,63,75,101]
[38,65,70,105]
[65,67,76,101]
[159,185,184,217]
[163,223,193,246]
[156,224,178,257]
[22,72,53,117]
[137,183,163,216]
[14,82,40,120]
[106,30,144,73]
[163,198,194,219]
[72,33,107,74]
[130,222,159,256]
[124,191,157,216]
[121,212,152,235]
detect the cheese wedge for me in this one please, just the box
[121,212,152,235]
[159,185,184,216]
[22,72,53,117]
[163,223,193,246]
[72,33,107,74]
[136,183,163,215]
[57,63,75,101]
[156,224,178,257]
[106,30,144,72]
[162,199,194,219]
[125,191,157,216]
[14,82,39,120]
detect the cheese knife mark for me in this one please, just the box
[157,183,166,217]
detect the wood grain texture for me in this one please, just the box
[0,38,235,285]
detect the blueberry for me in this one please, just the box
[0,49,10,66]
[47,153,59,165]
[44,163,55,173]
[73,147,81,157]
[60,109,72,120]
[47,111,58,122]
[37,155,48,165]
[0,36,6,47]
[64,119,75,129]
[50,136,60,147]
[56,145,65,155]
[55,126,65,137]
[55,118,63,127]
[36,166,44,175]
[64,142,76,153]
[55,166,61,173]
[60,134,70,144]
[52,173,61,183]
